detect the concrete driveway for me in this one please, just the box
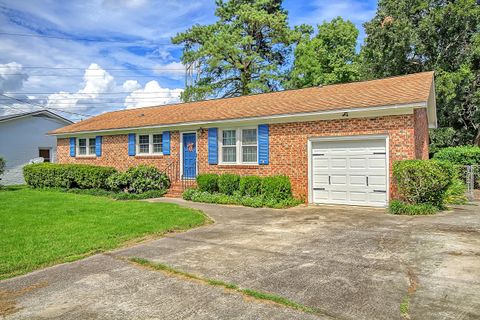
[1,200,480,319]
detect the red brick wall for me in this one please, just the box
[414,108,429,159]
[57,132,181,171]
[58,114,419,201]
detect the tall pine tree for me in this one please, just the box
[172,0,294,102]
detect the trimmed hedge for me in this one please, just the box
[218,173,240,195]
[393,160,455,208]
[389,200,437,215]
[196,174,219,193]
[433,146,480,165]
[106,165,170,194]
[23,163,117,189]
[239,176,262,197]
[261,175,292,201]
[182,188,302,209]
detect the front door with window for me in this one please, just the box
[183,133,196,179]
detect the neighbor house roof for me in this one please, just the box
[50,71,435,135]
[0,110,73,124]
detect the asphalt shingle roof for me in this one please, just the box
[51,71,434,134]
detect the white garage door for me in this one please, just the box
[310,138,388,207]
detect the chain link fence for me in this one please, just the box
[462,165,480,200]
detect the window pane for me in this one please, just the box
[153,134,162,153]
[139,135,149,144]
[222,146,236,162]
[153,134,162,144]
[222,130,236,146]
[78,139,86,155]
[89,138,96,154]
[242,146,257,163]
[242,129,257,145]
[139,135,149,153]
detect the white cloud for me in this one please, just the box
[124,80,183,109]
[153,61,185,80]
[0,62,28,94]
[122,79,141,92]
[46,63,117,111]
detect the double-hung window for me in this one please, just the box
[77,137,96,156]
[137,133,163,155]
[220,128,257,164]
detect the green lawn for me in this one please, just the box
[0,186,207,280]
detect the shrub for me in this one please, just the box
[182,188,300,209]
[393,160,455,208]
[70,165,117,189]
[196,174,219,193]
[433,146,480,165]
[106,172,130,192]
[218,173,240,195]
[109,165,170,194]
[261,175,292,201]
[389,200,438,215]
[23,163,116,189]
[239,176,262,197]
[444,179,468,205]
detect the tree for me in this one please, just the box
[286,17,360,88]
[360,0,480,145]
[171,0,294,102]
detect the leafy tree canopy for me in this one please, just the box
[360,0,480,145]
[172,0,294,102]
[286,17,360,88]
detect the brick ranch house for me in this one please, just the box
[50,71,437,207]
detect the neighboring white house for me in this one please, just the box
[0,110,73,185]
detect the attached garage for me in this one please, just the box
[308,136,389,207]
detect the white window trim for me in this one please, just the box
[76,137,96,157]
[219,127,258,165]
[136,133,163,155]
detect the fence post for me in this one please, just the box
[466,165,475,200]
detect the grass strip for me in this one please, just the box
[129,257,319,315]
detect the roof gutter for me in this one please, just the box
[49,102,427,136]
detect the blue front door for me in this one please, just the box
[183,133,197,179]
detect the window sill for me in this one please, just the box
[135,154,165,159]
[75,155,96,159]
[217,164,260,169]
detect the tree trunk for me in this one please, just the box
[474,128,480,146]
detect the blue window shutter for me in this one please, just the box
[208,128,218,164]
[128,133,136,156]
[69,137,76,157]
[258,124,269,165]
[162,131,171,155]
[95,136,102,157]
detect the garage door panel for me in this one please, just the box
[369,158,387,169]
[349,175,366,186]
[331,191,348,201]
[368,175,387,188]
[350,192,368,202]
[330,158,347,168]
[311,138,388,207]
[313,190,329,201]
[313,157,328,169]
[313,174,329,185]
[331,175,347,185]
[350,157,367,169]
[369,192,387,203]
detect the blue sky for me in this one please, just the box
[0,0,377,120]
